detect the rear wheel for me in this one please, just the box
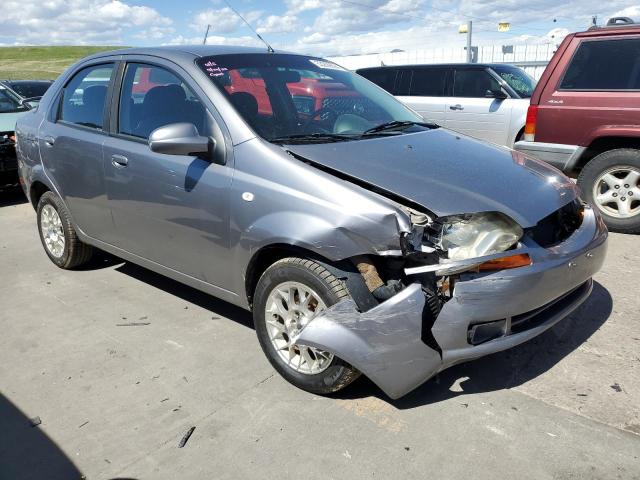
[37,192,94,268]
[578,149,640,234]
[253,257,360,394]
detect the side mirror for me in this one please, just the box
[485,89,508,99]
[148,123,214,158]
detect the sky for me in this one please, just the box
[1,0,639,57]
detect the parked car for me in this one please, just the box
[16,46,607,399]
[357,63,535,147]
[0,84,30,187]
[0,80,53,105]
[515,17,640,233]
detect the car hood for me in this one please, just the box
[283,129,579,228]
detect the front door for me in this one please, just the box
[103,61,233,288]
[444,67,513,145]
[37,62,116,240]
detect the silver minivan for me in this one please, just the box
[357,64,535,147]
[16,46,607,399]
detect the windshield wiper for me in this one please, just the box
[269,133,356,144]
[362,120,438,135]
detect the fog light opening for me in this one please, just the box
[468,319,507,345]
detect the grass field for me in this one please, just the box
[0,46,123,80]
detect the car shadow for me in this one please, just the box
[334,281,613,409]
[0,392,83,480]
[78,253,612,409]
[0,187,27,207]
[114,261,253,329]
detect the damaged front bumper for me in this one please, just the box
[296,206,608,399]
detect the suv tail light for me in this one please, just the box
[524,105,537,141]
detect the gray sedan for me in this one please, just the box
[15,46,607,399]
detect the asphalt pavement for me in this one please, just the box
[0,188,638,480]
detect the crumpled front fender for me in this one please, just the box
[295,283,442,399]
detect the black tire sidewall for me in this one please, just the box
[253,260,355,394]
[578,149,640,234]
[37,193,73,268]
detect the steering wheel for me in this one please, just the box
[301,107,340,131]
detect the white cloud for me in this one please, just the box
[285,0,322,14]
[257,15,299,34]
[611,5,640,19]
[191,7,263,35]
[0,0,173,45]
[308,0,427,35]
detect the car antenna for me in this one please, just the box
[222,0,275,53]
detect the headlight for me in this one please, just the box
[434,212,523,261]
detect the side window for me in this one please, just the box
[60,64,114,129]
[560,38,640,90]
[410,68,447,96]
[395,69,412,96]
[358,69,397,94]
[453,69,501,98]
[118,63,207,139]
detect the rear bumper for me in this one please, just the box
[514,141,585,172]
[297,206,608,399]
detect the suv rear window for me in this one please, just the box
[560,38,640,90]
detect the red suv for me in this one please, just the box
[515,17,640,233]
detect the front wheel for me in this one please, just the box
[578,149,640,234]
[253,257,360,395]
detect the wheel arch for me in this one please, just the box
[29,180,50,210]
[575,136,640,172]
[244,243,345,309]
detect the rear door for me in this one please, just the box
[37,61,116,240]
[445,67,513,145]
[102,59,233,287]
[396,66,449,125]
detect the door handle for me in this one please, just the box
[449,104,464,111]
[42,136,56,146]
[111,154,129,168]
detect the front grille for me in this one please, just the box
[510,281,591,334]
[528,199,583,248]
[466,280,591,344]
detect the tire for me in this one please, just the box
[578,148,640,234]
[37,191,94,268]
[253,257,361,395]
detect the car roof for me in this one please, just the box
[356,63,516,71]
[578,24,640,37]
[81,45,299,63]
[1,79,53,84]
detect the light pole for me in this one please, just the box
[465,21,472,63]
[459,21,473,63]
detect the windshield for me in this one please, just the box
[0,86,26,114]
[197,54,425,142]
[492,65,536,98]
[8,81,51,99]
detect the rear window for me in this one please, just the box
[409,68,447,96]
[358,69,397,93]
[560,38,640,90]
